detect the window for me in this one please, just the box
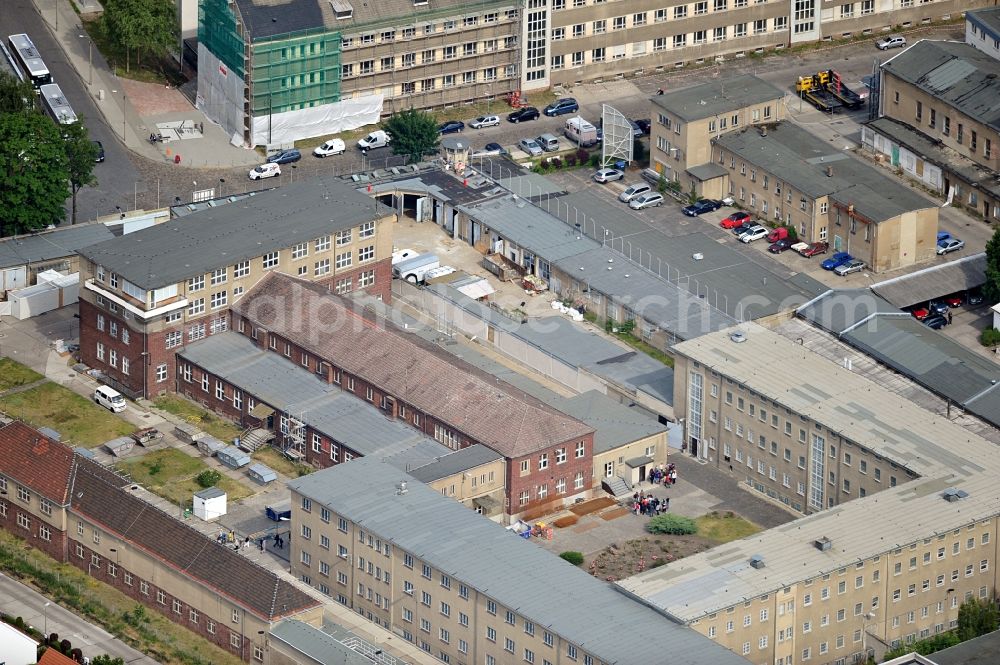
[314,258,331,276]
[359,221,375,238]
[210,291,227,310]
[336,252,352,269]
[262,252,279,269]
[358,245,375,263]
[188,298,205,316]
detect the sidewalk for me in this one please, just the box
[37,0,258,169]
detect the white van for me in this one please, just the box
[94,385,127,413]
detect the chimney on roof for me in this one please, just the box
[749,555,765,569]
[826,165,834,178]
[814,536,832,551]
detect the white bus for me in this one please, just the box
[7,33,51,88]
[39,83,77,125]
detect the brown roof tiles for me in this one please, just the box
[0,421,76,504]
[233,273,593,457]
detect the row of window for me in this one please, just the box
[340,10,519,49]
[910,99,994,160]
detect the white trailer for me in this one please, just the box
[392,253,440,283]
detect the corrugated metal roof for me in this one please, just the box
[178,332,450,464]
[78,179,392,290]
[0,223,114,270]
[288,457,752,665]
[871,253,987,307]
[621,323,1000,621]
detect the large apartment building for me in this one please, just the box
[198,0,520,146]
[226,271,595,521]
[629,322,1000,664]
[287,455,751,665]
[865,40,1000,222]
[76,180,394,399]
[0,421,321,662]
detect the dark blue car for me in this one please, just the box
[438,120,465,134]
[681,199,722,216]
[266,149,302,164]
[544,98,579,116]
[821,252,853,270]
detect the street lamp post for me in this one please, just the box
[43,601,50,636]
[78,35,92,86]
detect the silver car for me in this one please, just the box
[628,192,664,210]
[619,183,652,202]
[593,168,625,183]
[519,138,543,156]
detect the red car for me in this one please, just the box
[944,295,963,308]
[911,308,930,320]
[720,211,752,229]
[798,241,829,257]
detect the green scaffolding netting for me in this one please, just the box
[199,0,246,79]
[251,32,343,115]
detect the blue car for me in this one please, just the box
[266,149,302,164]
[438,120,465,134]
[821,252,853,270]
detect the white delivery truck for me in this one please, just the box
[393,254,441,283]
[564,116,599,147]
[358,130,391,151]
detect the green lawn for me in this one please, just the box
[0,358,43,392]
[252,446,314,478]
[696,511,761,543]
[116,449,253,507]
[0,382,134,446]
[152,395,241,442]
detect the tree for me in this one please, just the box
[984,225,1000,305]
[0,112,70,236]
[63,120,99,225]
[685,182,702,205]
[0,71,36,115]
[382,109,440,163]
[103,0,177,72]
[957,597,999,641]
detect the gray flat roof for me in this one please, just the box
[871,253,986,308]
[882,40,1000,132]
[269,620,373,665]
[651,74,784,123]
[407,444,503,483]
[0,223,114,270]
[687,162,729,181]
[373,170,505,207]
[967,7,1000,39]
[554,391,667,454]
[78,178,392,290]
[716,123,935,222]
[929,625,1000,665]
[288,457,751,665]
[622,323,1000,621]
[797,288,903,333]
[178,332,449,465]
[866,117,1000,199]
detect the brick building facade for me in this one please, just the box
[76,179,395,399]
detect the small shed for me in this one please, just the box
[193,487,227,521]
[247,462,277,485]
[174,422,204,444]
[217,445,251,469]
[104,436,135,457]
[197,435,226,457]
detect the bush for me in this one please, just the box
[550,157,563,169]
[575,148,589,164]
[195,470,222,488]
[565,153,577,167]
[589,154,601,168]
[981,327,1000,347]
[646,514,697,535]
[559,551,585,566]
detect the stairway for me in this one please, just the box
[603,475,632,498]
[238,428,274,453]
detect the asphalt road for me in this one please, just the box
[0,570,159,664]
[2,0,150,223]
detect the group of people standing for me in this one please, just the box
[649,462,677,486]
[632,492,669,516]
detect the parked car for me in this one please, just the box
[518,138,543,156]
[438,120,465,134]
[248,163,281,180]
[508,107,540,123]
[739,225,769,243]
[720,211,752,229]
[619,183,652,203]
[544,98,579,116]
[629,192,665,210]
[593,168,625,183]
[266,149,301,164]
[768,238,797,253]
[473,142,508,157]
[821,252,853,270]
[682,199,723,216]
[968,290,984,306]
[313,138,346,157]
[834,259,866,276]
[357,130,391,151]
[731,221,755,237]
[767,227,790,243]
[944,294,964,308]
[798,241,829,257]
[469,115,500,129]
[910,307,930,320]
[876,35,906,50]
[928,301,950,316]
[634,119,652,135]
[937,237,965,255]
[92,140,105,163]
[923,314,948,329]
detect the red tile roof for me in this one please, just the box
[0,421,76,504]
[38,648,78,665]
[233,273,594,457]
